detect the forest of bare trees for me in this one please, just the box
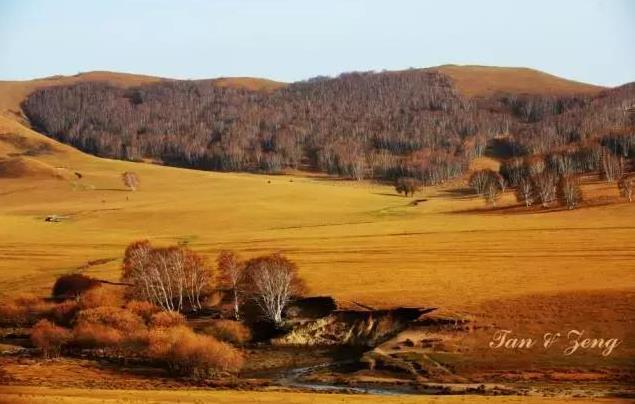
[22,70,635,187]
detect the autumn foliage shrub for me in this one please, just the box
[49,300,80,327]
[125,300,161,322]
[78,286,124,309]
[31,319,72,358]
[202,320,251,345]
[150,311,186,328]
[147,326,243,378]
[73,307,145,348]
[0,294,54,326]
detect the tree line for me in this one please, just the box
[22,70,634,185]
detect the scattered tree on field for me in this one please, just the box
[122,171,140,191]
[395,177,421,197]
[469,169,505,206]
[618,174,634,202]
[601,150,624,182]
[557,176,583,210]
[217,250,244,320]
[532,171,558,207]
[515,177,534,207]
[243,254,306,326]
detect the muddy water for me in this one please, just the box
[274,361,417,395]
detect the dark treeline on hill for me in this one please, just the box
[22,69,635,184]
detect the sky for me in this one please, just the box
[0,0,633,86]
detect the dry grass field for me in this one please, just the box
[2,113,633,310]
[432,65,605,97]
[1,386,628,404]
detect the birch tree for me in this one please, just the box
[122,172,140,191]
[618,174,634,202]
[122,242,212,312]
[217,250,244,320]
[243,254,306,326]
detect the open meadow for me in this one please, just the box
[1,114,634,311]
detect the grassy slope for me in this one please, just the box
[432,65,605,97]
[1,115,634,313]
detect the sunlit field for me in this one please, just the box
[2,115,634,312]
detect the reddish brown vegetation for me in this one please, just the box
[125,300,161,322]
[150,311,186,328]
[202,320,251,345]
[73,307,146,348]
[147,326,243,378]
[30,319,72,358]
[79,286,124,309]
[0,294,54,327]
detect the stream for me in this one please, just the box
[272,360,419,395]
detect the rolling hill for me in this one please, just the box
[431,64,605,97]
[0,71,285,122]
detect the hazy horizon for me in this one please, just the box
[1,0,633,86]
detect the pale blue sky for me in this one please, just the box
[1,0,633,86]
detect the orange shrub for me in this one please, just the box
[147,326,243,378]
[0,294,54,327]
[73,322,124,347]
[125,300,161,323]
[73,306,145,348]
[49,300,79,327]
[202,320,251,345]
[31,319,72,358]
[0,302,28,326]
[75,306,145,331]
[150,311,186,328]
[79,286,124,310]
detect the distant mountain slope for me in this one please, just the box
[209,77,287,92]
[0,71,165,121]
[431,65,605,97]
[0,71,286,121]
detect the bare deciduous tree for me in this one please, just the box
[122,241,212,312]
[532,171,558,207]
[122,172,140,191]
[217,250,243,320]
[243,254,306,326]
[618,174,634,202]
[557,176,583,210]
[601,151,624,182]
[515,177,534,208]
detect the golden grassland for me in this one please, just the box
[0,386,628,404]
[432,65,605,97]
[1,115,634,312]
